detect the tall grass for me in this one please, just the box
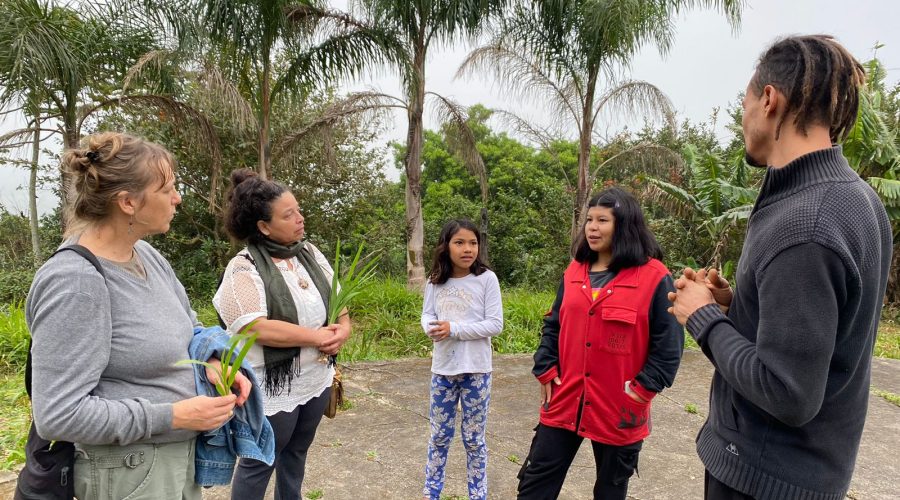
[0,302,29,373]
[0,373,29,469]
[340,279,556,361]
[193,278,556,362]
[0,303,31,470]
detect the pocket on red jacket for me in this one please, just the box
[600,307,637,355]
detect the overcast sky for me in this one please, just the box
[2,0,898,215]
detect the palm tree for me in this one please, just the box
[842,54,900,303]
[458,0,743,237]
[0,0,223,207]
[0,0,80,262]
[356,0,508,288]
[149,0,406,181]
[644,144,757,272]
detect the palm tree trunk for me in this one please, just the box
[573,82,596,241]
[29,123,41,266]
[60,95,79,231]
[404,43,427,290]
[259,59,272,181]
[480,206,490,265]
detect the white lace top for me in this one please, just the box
[213,244,334,415]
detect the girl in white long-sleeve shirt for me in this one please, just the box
[421,219,503,500]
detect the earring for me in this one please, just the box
[128,215,134,235]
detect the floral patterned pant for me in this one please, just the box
[424,372,492,500]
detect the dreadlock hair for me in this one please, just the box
[750,34,866,143]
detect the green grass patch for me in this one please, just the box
[0,302,29,373]
[305,489,324,499]
[875,320,899,360]
[0,372,30,470]
[684,403,699,414]
[683,330,698,350]
[871,387,900,407]
[337,398,354,412]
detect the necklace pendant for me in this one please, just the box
[298,277,309,289]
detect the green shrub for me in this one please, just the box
[0,302,29,373]
[0,270,34,305]
[0,372,30,470]
[493,288,554,354]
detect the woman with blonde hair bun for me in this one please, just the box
[26,132,250,499]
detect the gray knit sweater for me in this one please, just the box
[686,146,892,500]
[26,240,200,446]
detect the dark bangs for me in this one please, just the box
[573,187,663,272]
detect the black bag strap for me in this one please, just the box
[25,245,105,398]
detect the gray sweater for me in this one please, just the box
[686,147,892,500]
[26,240,200,446]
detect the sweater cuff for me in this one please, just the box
[536,366,559,385]
[686,303,727,344]
[151,403,174,436]
[629,380,657,402]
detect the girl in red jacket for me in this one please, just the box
[517,187,683,499]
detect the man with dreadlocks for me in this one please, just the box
[668,35,892,500]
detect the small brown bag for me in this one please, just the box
[324,367,344,419]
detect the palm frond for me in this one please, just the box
[710,203,754,227]
[489,109,557,150]
[488,108,574,187]
[0,126,59,151]
[274,7,408,98]
[716,179,759,205]
[122,49,175,92]
[82,94,222,212]
[273,91,402,161]
[0,0,83,103]
[591,141,681,183]
[592,79,675,129]
[427,92,488,203]
[193,62,258,134]
[456,42,580,128]
[643,177,700,219]
[868,177,900,204]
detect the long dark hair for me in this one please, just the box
[573,187,662,272]
[428,219,490,285]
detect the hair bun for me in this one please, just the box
[61,150,94,175]
[230,168,258,187]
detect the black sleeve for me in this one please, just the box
[532,278,564,378]
[635,274,684,393]
[686,243,846,427]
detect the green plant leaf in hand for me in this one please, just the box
[327,239,380,325]
[177,329,258,398]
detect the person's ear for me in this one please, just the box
[257,220,271,237]
[116,191,138,216]
[762,85,780,117]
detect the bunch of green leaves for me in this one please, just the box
[177,331,258,397]
[327,240,380,325]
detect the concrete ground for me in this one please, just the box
[2,351,898,499]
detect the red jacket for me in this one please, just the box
[534,258,681,446]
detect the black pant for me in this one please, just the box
[517,424,642,500]
[704,470,755,500]
[230,386,330,500]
